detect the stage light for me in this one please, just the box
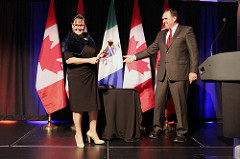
[0,120,18,124]
[25,121,48,124]
[205,121,216,124]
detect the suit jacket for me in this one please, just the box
[135,25,199,81]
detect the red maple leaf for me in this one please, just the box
[126,36,150,75]
[39,36,63,74]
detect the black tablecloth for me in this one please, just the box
[98,88,142,142]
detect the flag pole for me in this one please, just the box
[163,109,174,132]
[42,114,57,130]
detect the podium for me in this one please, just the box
[199,51,240,158]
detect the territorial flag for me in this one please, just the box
[98,0,123,88]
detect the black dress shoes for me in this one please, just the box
[149,129,163,139]
[173,135,186,143]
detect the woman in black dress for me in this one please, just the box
[62,14,104,148]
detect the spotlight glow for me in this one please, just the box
[0,120,18,124]
[206,121,215,124]
[25,121,48,124]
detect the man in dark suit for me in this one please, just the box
[123,8,199,143]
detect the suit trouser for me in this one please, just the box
[153,73,189,136]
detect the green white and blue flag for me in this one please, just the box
[98,0,123,88]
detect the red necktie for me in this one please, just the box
[166,29,172,48]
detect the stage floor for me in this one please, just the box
[0,121,234,159]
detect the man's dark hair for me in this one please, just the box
[71,13,86,24]
[164,8,178,21]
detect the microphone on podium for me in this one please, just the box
[210,18,226,56]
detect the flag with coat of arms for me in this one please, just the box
[98,0,123,88]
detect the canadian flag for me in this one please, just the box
[65,0,87,98]
[77,0,87,32]
[156,0,176,117]
[123,0,154,112]
[77,0,85,15]
[155,0,169,89]
[36,0,66,114]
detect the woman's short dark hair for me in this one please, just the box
[71,13,86,24]
[164,8,178,21]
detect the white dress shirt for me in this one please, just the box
[165,23,179,44]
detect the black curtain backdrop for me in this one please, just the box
[0,0,237,122]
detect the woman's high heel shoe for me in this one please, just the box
[86,131,105,145]
[75,135,85,148]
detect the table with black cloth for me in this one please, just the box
[98,88,142,142]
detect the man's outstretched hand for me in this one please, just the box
[123,55,135,63]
